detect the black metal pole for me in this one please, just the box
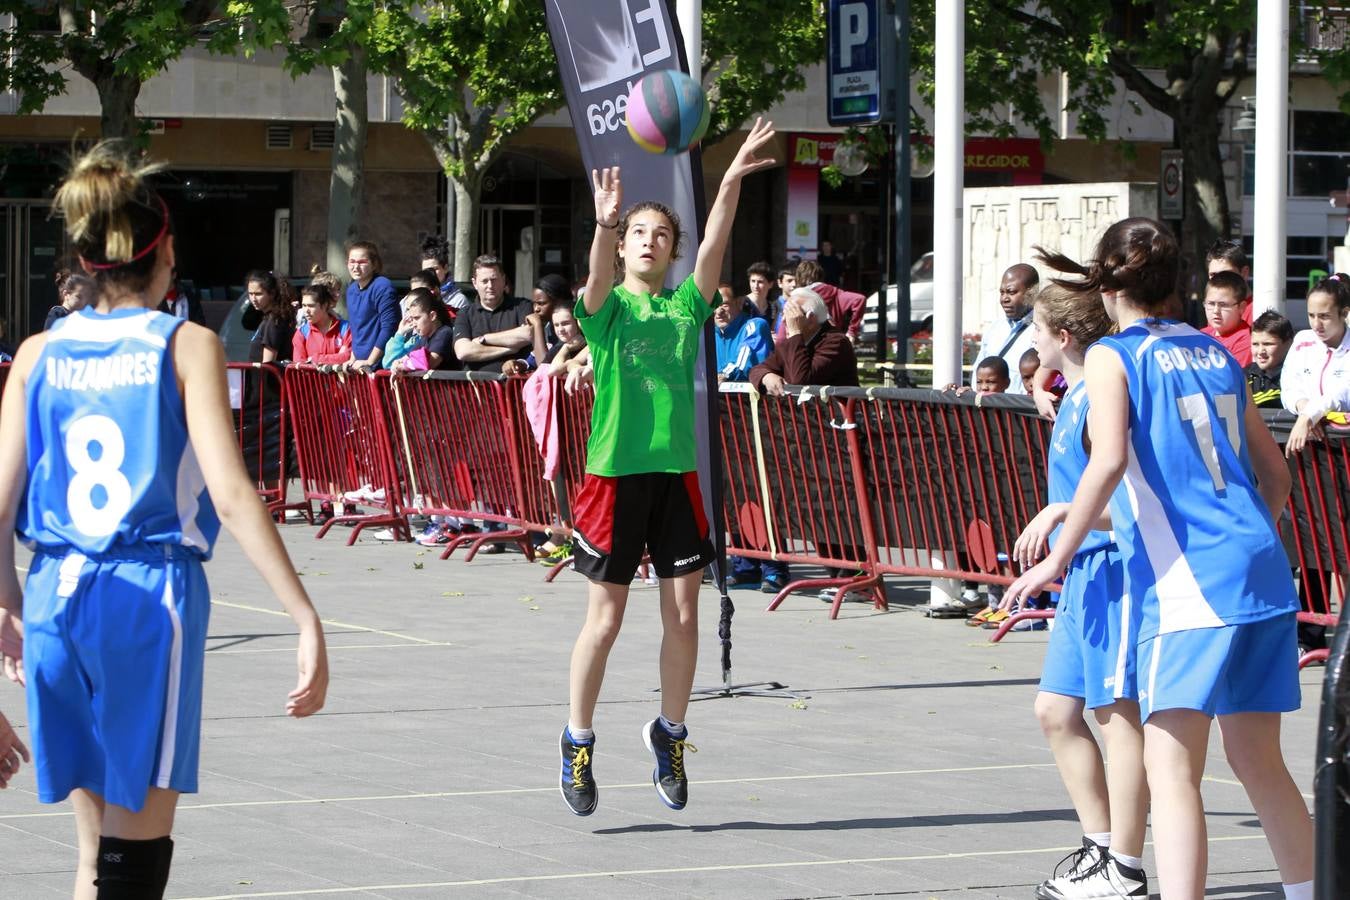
[1314,597,1350,898]
[876,124,890,364]
[892,0,912,382]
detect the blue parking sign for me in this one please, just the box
[827,0,895,126]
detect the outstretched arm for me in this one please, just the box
[694,118,776,304]
[584,167,622,316]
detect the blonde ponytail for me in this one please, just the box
[53,141,170,287]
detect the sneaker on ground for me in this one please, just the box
[760,578,785,594]
[959,588,985,611]
[342,485,374,503]
[642,719,696,811]
[1038,851,1147,899]
[1035,837,1104,899]
[818,587,838,603]
[1011,616,1049,632]
[366,487,387,504]
[559,727,597,816]
[371,528,397,542]
[924,595,969,618]
[416,524,455,547]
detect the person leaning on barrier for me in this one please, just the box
[749,287,859,396]
[452,254,533,373]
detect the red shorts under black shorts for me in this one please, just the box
[571,471,715,585]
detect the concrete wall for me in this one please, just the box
[961,182,1158,334]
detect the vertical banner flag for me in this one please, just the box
[543,0,726,581]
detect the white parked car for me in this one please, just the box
[861,252,935,340]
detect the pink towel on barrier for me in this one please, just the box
[521,364,561,480]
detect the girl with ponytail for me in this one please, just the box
[1005,218,1313,898]
[0,141,328,899]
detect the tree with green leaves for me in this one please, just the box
[902,2,1255,280]
[383,1,564,280]
[0,1,242,140]
[699,0,826,143]
[239,0,393,280]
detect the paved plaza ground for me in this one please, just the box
[0,524,1324,899]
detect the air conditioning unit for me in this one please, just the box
[265,124,293,150]
[310,123,335,151]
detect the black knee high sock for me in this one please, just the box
[95,835,174,900]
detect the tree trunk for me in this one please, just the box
[1177,102,1231,306]
[93,72,142,140]
[326,46,369,295]
[451,169,483,282]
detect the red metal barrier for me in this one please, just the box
[227,362,301,518]
[718,384,883,619]
[285,364,408,544]
[376,371,535,560]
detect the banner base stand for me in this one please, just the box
[689,676,803,702]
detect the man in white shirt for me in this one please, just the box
[969,263,1038,394]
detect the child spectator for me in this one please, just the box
[505,275,575,375]
[291,284,353,366]
[390,289,456,372]
[1246,310,1294,409]
[382,301,424,370]
[46,269,97,329]
[409,269,442,311]
[543,301,589,369]
[1206,238,1254,325]
[1201,270,1252,365]
[742,261,777,325]
[973,356,1011,394]
[1018,347,1041,390]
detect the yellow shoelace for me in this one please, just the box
[669,739,698,780]
[571,746,591,789]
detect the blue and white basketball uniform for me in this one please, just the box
[1098,320,1299,720]
[18,308,220,812]
[1038,380,1139,709]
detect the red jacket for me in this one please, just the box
[292,316,353,365]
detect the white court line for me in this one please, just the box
[172,835,1272,899]
[210,598,447,646]
[1204,773,1314,801]
[208,642,453,655]
[0,763,1058,820]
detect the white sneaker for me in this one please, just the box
[1036,838,1104,899]
[370,528,397,542]
[343,484,374,503]
[1038,851,1147,899]
[368,487,387,504]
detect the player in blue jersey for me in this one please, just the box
[0,142,329,900]
[1006,219,1312,900]
[1008,283,1148,899]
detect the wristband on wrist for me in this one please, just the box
[597,219,619,230]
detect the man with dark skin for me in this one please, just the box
[947,263,1038,394]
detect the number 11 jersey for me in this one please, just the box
[1098,319,1296,641]
[19,308,220,558]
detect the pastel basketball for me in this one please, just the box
[625,70,710,155]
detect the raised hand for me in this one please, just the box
[724,118,777,183]
[591,167,622,229]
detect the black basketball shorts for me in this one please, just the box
[571,471,715,585]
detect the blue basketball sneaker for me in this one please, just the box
[559,727,597,816]
[642,719,697,810]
